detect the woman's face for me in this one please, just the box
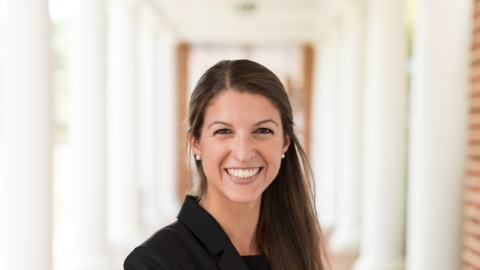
[190,91,290,205]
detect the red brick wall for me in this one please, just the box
[464,1,480,269]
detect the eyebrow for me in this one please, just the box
[208,121,233,129]
[254,119,278,127]
[208,119,278,129]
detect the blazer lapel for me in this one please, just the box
[218,241,250,270]
[177,196,251,270]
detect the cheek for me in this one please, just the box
[200,142,227,175]
[259,142,283,171]
[267,156,282,176]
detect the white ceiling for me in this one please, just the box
[151,0,333,44]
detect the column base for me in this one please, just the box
[352,256,405,270]
[329,229,360,255]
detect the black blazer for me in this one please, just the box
[124,196,270,270]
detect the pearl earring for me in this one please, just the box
[281,154,285,159]
[196,155,201,161]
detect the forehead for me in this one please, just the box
[204,91,281,123]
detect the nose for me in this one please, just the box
[232,133,255,162]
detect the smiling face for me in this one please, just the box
[189,90,290,205]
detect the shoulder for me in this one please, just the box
[140,221,192,249]
[124,221,197,270]
[124,246,184,270]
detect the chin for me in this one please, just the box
[225,190,263,205]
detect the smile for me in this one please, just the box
[225,168,261,179]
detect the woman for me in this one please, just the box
[124,60,327,270]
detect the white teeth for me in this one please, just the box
[226,168,260,179]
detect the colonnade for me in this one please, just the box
[311,0,472,269]
[0,0,179,269]
[0,0,473,269]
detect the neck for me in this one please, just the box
[199,194,262,256]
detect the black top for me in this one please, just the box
[124,196,270,270]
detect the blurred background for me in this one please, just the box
[0,0,477,269]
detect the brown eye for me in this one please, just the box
[214,129,231,135]
[256,128,273,134]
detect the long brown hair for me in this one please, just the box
[187,60,326,270]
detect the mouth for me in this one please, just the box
[225,167,262,179]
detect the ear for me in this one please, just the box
[188,132,201,157]
[282,134,291,154]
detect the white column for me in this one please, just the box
[0,5,5,268]
[329,2,365,255]
[406,0,471,269]
[107,0,142,244]
[156,28,180,223]
[0,1,52,270]
[137,5,159,227]
[311,27,340,232]
[352,0,407,269]
[67,1,110,269]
